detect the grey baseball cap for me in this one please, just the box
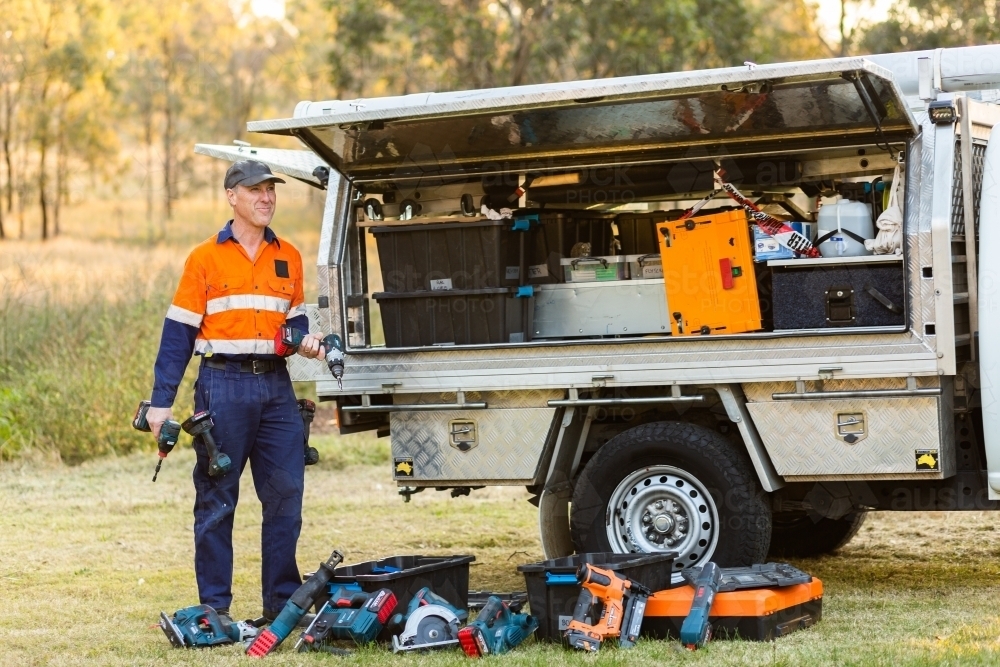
[224,160,286,190]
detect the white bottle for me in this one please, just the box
[817,198,874,257]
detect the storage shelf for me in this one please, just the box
[358,215,488,227]
[767,254,903,267]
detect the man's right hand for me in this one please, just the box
[147,407,174,440]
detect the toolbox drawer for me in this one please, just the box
[771,261,905,330]
[532,279,669,338]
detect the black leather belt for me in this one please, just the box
[202,358,283,374]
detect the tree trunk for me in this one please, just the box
[3,82,15,216]
[145,105,154,241]
[54,125,66,237]
[162,38,174,224]
[39,139,48,241]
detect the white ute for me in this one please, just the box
[197,45,1000,577]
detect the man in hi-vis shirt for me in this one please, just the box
[146,160,325,622]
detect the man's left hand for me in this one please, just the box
[296,332,326,359]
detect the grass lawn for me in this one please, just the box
[3,433,1000,666]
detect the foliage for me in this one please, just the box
[328,0,827,97]
[0,264,184,463]
[858,0,1000,53]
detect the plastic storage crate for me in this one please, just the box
[322,555,475,640]
[370,220,519,292]
[514,211,616,284]
[517,552,676,642]
[374,288,532,347]
[616,211,674,255]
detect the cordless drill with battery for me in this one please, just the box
[133,400,182,482]
[564,564,651,652]
[296,585,397,651]
[274,325,345,389]
[182,411,232,477]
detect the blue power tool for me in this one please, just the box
[160,605,259,648]
[679,561,722,650]
[390,587,469,652]
[246,549,344,657]
[458,595,538,657]
[297,586,398,651]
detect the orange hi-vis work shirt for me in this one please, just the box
[150,221,307,407]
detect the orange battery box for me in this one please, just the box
[641,578,823,641]
[657,209,762,336]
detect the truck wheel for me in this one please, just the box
[768,511,867,558]
[570,421,770,572]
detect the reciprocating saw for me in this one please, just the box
[246,549,344,657]
[564,564,651,652]
[274,325,345,389]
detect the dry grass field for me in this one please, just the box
[3,437,1000,666]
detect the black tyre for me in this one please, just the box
[768,510,867,558]
[570,421,771,573]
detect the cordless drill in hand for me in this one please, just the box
[133,400,182,482]
[182,411,232,477]
[564,564,651,652]
[274,325,346,389]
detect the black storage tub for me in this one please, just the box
[517,552,676,642]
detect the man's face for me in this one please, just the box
[227,181,277,228]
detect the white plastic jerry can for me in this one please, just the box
[817,199,874,257]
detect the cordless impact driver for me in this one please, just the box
[564,564,651,652]
[182,411,232,477]
[133,399,182,482]
[297,398,319,466]
[274,325,345,389]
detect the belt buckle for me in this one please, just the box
[252,360,267,375]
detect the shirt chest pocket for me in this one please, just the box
[207,274,246,300]
[267,277,296,298]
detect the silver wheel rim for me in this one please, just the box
[605,465,719,573]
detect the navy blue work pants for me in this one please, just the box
[192,360,305,615]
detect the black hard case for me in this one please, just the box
[771,262,905,330]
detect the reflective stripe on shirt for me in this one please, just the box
[205,294,291,316]
[166,304,204,328]
[195,338,277,356]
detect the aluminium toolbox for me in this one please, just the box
[517,551,677,642]
[322,555,476,641]
[374,288,532,347]
[641,576,823,641]
[561,255,628,283]
[370,220,519,292]
[657,209,762,336]
[532,279,670,338]
[770,259,905,330]
[513,210,616,284]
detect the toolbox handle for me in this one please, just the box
[635,253,660,265]
[544,572,581,586]
[571,257,609,269]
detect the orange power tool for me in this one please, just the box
[564,564,651,652]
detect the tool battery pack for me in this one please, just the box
[642,577,823,641]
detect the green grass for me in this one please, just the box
[3,443,1000,666]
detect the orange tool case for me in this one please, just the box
[657,209,762,336]
[641,578,823,641]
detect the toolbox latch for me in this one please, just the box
[825,285,855,325]
[449,419,478,452]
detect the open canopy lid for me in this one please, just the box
[248,57,917,181]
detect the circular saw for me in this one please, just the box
[391,604,462,652]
